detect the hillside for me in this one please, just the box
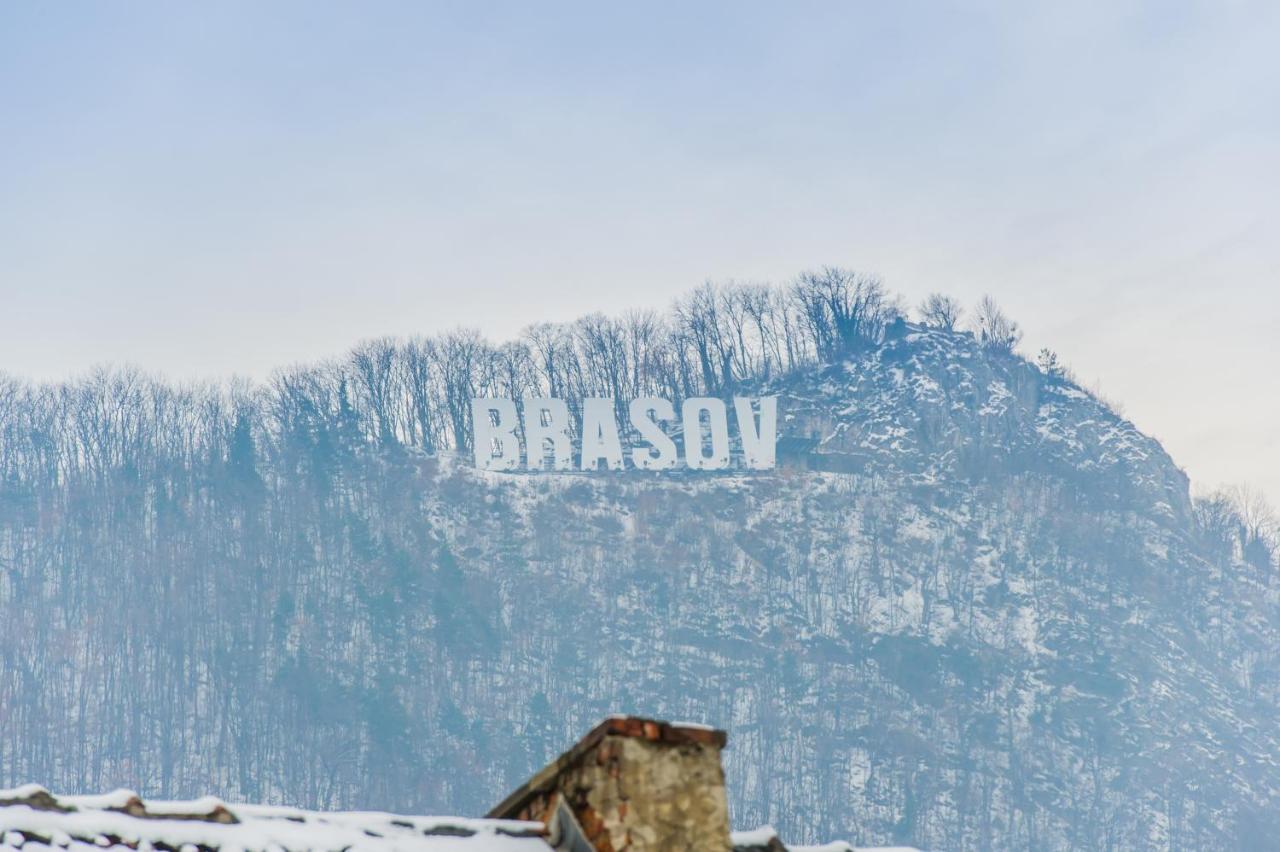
[1,282,1277,849]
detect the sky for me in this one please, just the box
[1,1,1277,501]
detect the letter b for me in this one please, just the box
[472,398,522,471]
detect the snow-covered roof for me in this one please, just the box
[731,825,920,852]
[0,786,550,851]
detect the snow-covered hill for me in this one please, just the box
[419,325,1278,847]
[1,320,1276,850]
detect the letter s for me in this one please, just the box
[629,397,678,470]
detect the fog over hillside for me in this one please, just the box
[1,271,1277,849]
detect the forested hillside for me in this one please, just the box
[1,270,1277,849]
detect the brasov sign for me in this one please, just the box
[472,396,777,471]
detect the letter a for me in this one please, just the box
[580,398,625,471]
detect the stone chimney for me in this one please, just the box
[488,716,732,852]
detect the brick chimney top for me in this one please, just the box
[490,715,731,851]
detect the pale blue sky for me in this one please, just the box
[1,2,1277,500]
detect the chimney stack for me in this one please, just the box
[489,716,732,852]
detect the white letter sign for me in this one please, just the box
[469,395,777,472]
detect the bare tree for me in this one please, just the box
[523,322,573,399]
[1228,484,1279,565]
[438,330,489,450]
[621,310,662,398]
[791,267,898,359]
[349,337,399,446]
[574,313,627,398]
[674,284,735,392]
[401,336,440,451]
[736,284,783,379]
[1036,348,1071,380]
[972,295,1022,353]
[494,341,537,402]
[918,293,963,331]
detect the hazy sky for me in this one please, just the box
[2,2,1277,500]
